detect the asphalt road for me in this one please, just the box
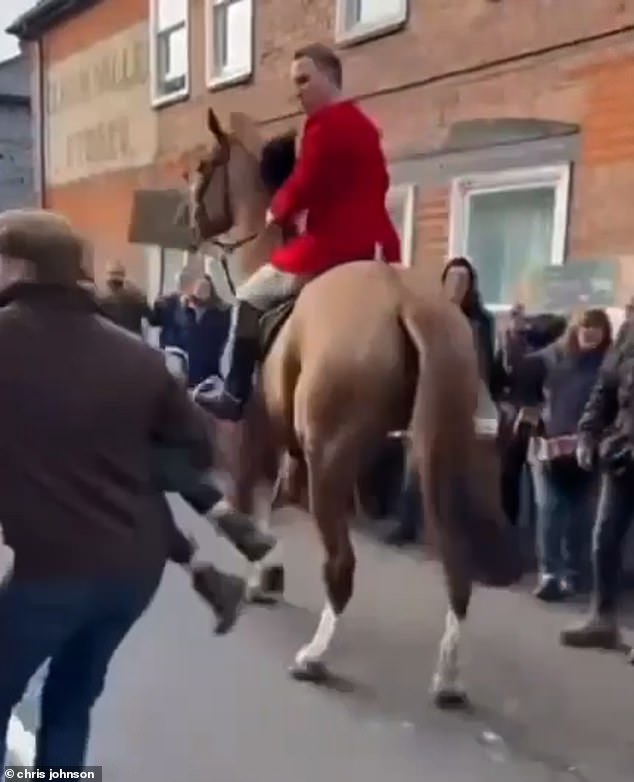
[10,499,634,782]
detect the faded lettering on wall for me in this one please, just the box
[45,23,158,186]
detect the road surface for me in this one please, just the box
[10,499,634,782]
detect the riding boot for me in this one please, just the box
[195,300,261,422]
[209,504,276,562]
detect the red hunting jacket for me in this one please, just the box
[269,100,401,276]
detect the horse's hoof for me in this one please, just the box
[432,689,469,710]
[261,565,285,595]
[246,587,279,605]
[289,660,329,683]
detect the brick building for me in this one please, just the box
[8,0,634,306]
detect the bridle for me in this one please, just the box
[207,233,259,297]
[191,138,260,298]
[193,130,279,299]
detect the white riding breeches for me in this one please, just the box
[236,264,308,311]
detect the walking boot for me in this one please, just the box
[209,503,277,563]
[188,561,246,635]
[181,536,245,634]
[560,611,621,650]
[194,300,261,422]
[176,469,276,562]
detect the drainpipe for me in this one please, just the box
[33,38,46,208]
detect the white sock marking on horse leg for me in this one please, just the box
[431,610,465,697]
[246,482,283,596]
[294,602,338,666]
[7,713,36,766]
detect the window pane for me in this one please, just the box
[357,0,400,25]
[226,0,251,72]
[466,186,555,306]
[159,24,187,82]
[157,0,187,31]
[214,0,251,73]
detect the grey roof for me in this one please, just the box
[7,0,100,41]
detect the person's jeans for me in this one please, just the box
[395,468,423,541]
[499,426,530,526]
[531,459,596,583]
[0,576,160,771]
[593,471,634,614]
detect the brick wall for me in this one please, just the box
[35,0,152,283]
[29,0,634,287]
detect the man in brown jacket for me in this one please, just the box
[0,210,256,771]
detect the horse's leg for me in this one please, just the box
[430,530,472,708]
[244,480,285,603]
[289,442,356,682]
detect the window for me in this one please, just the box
[448,165,570,311]
[206,0,253,88]
[387,184,416,267]
[150,0,189,106]
[336,0,408,43]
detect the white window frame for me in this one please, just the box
[149,0,190,108]
[335,0,408,45]
[387,184,416,267]
[205,0,254,89]
[448,164,571,313]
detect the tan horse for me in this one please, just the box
[189,108,522,705]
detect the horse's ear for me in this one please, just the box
[207,108,226,141]
[229,111,263,157]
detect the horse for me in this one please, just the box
[186,107,522,705]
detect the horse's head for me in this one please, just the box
[189,108,295,237]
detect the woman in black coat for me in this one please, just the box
[441,256,497,394]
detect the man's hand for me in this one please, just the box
[576,438,594,471]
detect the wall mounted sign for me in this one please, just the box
[532,259,618,313]
[44,23,158,186]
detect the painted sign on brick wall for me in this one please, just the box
[44,22,157,186]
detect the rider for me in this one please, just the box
[200,43,401,421]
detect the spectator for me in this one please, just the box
[97,260,151,336]
[561,317,634,651]
[519,308,612,602]
[495,304,534,526]
[441,256,496,395]
[151,268,195,351]
[384,447,424,546]
[182,275,230,388]
[152,274,229,388]
[381,256,496,547]
[494,308,567,526]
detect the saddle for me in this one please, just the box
[258,297,296,358]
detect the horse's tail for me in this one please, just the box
[397,293,523,588]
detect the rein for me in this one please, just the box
[208,232,259,298]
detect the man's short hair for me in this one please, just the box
[0,209,87,285]
[294,43,342,88]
